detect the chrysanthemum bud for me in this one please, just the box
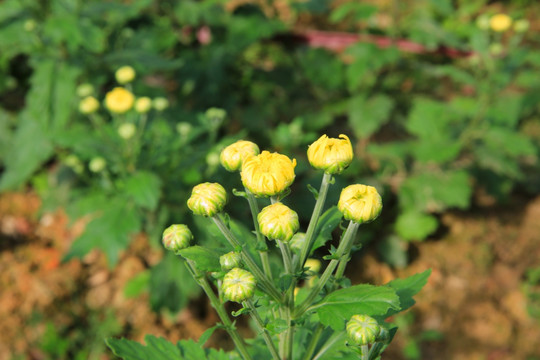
[187,182,227,217]
[205,107,227,121]
[258,202,299,242]
[220,251,242,271]
[134,97,152,113]
[347,314,381,346]
[152,97,169,111]
[241,151,296,197]
[76,83,95,97]
[490,14,512,32]
[475,14,490,30]
[220,140,260,172]
[79,96,100,114]
[115,66,136,84]
[513,19,530,33]
[222,268,257,303]
[162,224,193,254]
[118,122,137,140]
[64,155,83,174]
[105,87,135,114]
[307,134,353,175]
[289,232,306,253]
[176,122,192,137]
[304,258,321,273]
[338,184,382,224]
[89,157,106,173]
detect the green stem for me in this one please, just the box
[185,260,252,360]
[298,173,333,271]
[277,240,295,360]
[302,324,324,360]
[245,188,273,280]
[244,299,280,360]
[211,216,282,303]
[311,331,346,360]
[360,345,369,360]
[333,231,357,283]
[294,221,359,317]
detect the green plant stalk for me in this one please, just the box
[244,299,280,360]
[277,240,295,360]
[294,221,360,317]
[212,216,282,303]
[297,173,333,271]
[245,188,273,280]
[301,324,324,360]
[360,345,369,360]
[185,260,252,360]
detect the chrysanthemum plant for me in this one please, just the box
[107,135,431,360]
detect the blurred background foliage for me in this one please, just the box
[1,0,540,358]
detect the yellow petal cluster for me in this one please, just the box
[346,314,381,346]
[258,202,299,242]
[222,268,257,303]
[162,224,193,254]
[220,140,260,172]
[187,182,227,217]
[490,14,512,32]
[338,184,382,224]
[115,66,136,84]
[79,96,100,114]
[241,151,296,197]
[105,87,135,114]
[135,97,152,113]
[307,134,353,175]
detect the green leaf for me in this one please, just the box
[64,197,141,266]
[123,171,162,211]
[486,94,522,127]
[383,269,431,317]
[124,270,150,298]
[314,284,400,330]
[395,211,438,241]
[330,3,377,23]
[377,236,408,268]
[106,335,180,360]
[482,127,536,157]
[311,206,343,253]
[348,94,394,139]
[178,246,223,272]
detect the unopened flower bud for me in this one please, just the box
[206,152,220,167]
[76,83,95,97]
[24,19,36,32]
[162,224,193,254]
[490,14,512,32]
[134,97,152,113]
[115,66,136,84]
[513,19,529,33]
[346,314,381,346]
[241,151,296,197]
[118,122,137,140]
[64,155,83,174]
[105,87,135,114]
[222,267,256,303]
[307,134,353,175]
[289,232,306,253]
[220,251,242,271]
[304,258,321,273]
[258,202,299,242]
[489,43,504,56]
[220,140,260,172]
[153,97,169,111]
[176,122,192,137]
[187,182,227,217]
[205,107,226,121]
[79,96,100,114]
[338,184,382,224]
[475,14,490,30]
[89,157,106,173]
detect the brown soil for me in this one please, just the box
[0,192,539,359]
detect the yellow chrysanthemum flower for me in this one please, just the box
[187,182,227,217]
[105,87,135,114]
[220,140,260,172]
[490,14,512,32]
[241,151,296,197]
[307,134,353,175]
[79,96,100,114]
[115,66,136,84]
[338,184,382,224]
[258,202,299,242]
[222,268,257,303]
[134,97,152,113]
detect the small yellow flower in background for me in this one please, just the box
[118,122,137,140]
[307,134,353,175]
[304,258,321,273]
[162,224,193,254]
[220,251,242,271]
[258,202,299,242]
[475,14,490,30]
[115,66,136,84]
[222,267,257,303]
[76,83,95,97]
[176,122,192,137]
[346,314,381,346]
[134,97,152,113]
[79,96,100,114]
[187,182,227,217]
[338,184,382,224]
[153,97,169,111]
[490,14,512,32]
[105,87,135,114]
[89,157,106,173]
[241,151,296,197]
[220,140,260,172]
[513,19,530,33]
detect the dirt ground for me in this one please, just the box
[0,191,539,360]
